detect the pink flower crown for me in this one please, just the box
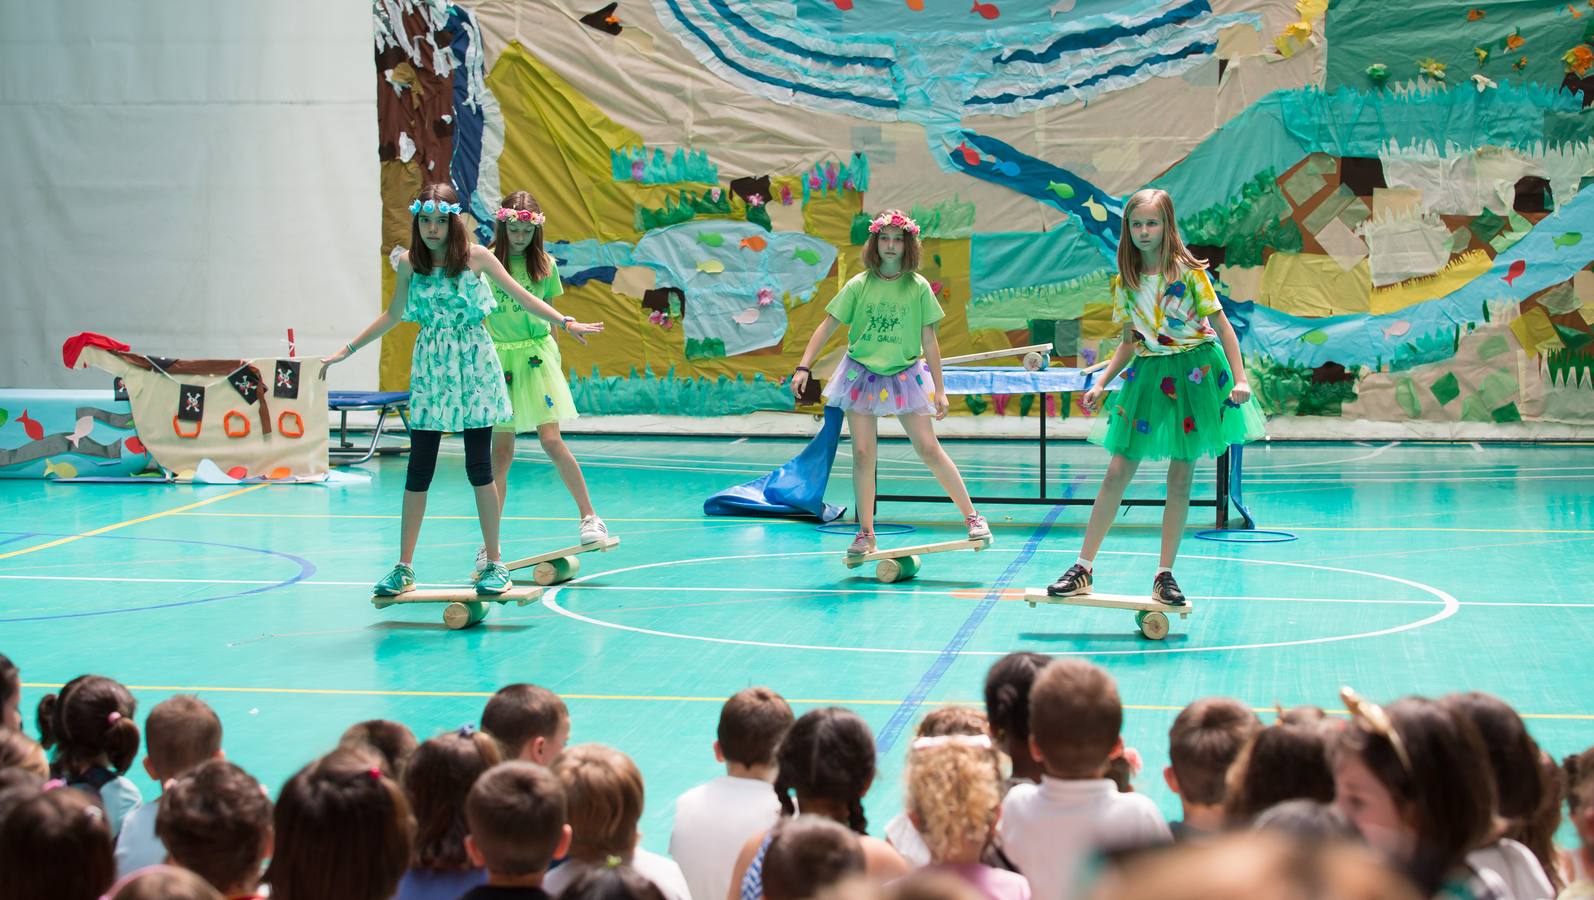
[497,208,546,226]
[867,212,920,235]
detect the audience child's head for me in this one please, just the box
[0,728,48,779]
[36,674,139,777]
[1222,722,1335,827]
[107,865,224,900]
[1251,799,1361,842]
[0,767,43,824]
[0,654,19,731]
[404,726,502,873]
[716,687,794,776]
[143,695,222,783]
[156,759,273,896]
[482,683,570,765]
[1565,746,1594,859]
[904,733,1003,865]
[774,707,878,834]
[916,705,988,739]
[1331,690,1496,896]
[265,746,415,900]
[554,744,648,864]
[1441,691,1560,886]
[983,652,1049,781]
[561,864,668,900]
[1027,660,1122,779]
[1165,697,1260,822]
[884,872,982,900]
[762,815,867,900]
[464,761,571,881]
[1088,832,1421,900]
[339,719,418,779]
[1277,704,1329,726]
[0,786,115,900]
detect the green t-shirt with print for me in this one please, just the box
[486,255,563,343]
[825,271,944,375]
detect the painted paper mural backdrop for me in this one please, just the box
[371,0,1594,428]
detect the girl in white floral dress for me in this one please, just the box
[324,183,603,596]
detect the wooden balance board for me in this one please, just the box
[842,537,993,583]
[504,536,621,586]
[372,587,543,630]
[1023,589,1194,640]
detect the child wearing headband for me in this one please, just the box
[904,732,1030,900]
[323,183,604,597]
[476,191,609,577]
[790,210,988,557]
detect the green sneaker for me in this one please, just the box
[373,563,415,596]
[474,562,511,596]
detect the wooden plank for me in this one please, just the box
[1023,588,1193,614]
[372,587,542,606]
[504,537,621,571]
[844,538,991,566]
[944,343,1053,366]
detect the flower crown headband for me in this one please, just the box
[497,207,546,225]
[410,199,462,216]
[868,212,920,235]
[910,733,993,751]
[1340,686,1414,777]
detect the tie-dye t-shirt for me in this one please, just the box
[1110,268,1223,357]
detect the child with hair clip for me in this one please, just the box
[790,210,989,556]
[1046,188,1264,606]
[322,183,603,597]
[477,191,609,575]
[903,734,1031,900]
[729,707,909,900]
[35,674,142,837]
[396,726,503,900]
[265,745,416,900]
[1333,688,1511,900]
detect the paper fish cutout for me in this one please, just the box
[126,436,146,455]
[1513,56,1528,70]
[0,408,7,426]
[697,259,725,273]
[793,248,821,265]
[1467,8,1485,20]
[1047,180,1075,200]
[731,308,761,325]
[906,0,924,9]
[971,0,1000,19]
[1553,232,1583,248]
[1472,73,1497,91]
[1050,0,1075,14]
[1383,320,1412,339]
[831,0,853,9]
[1570,3,1584,17]
[991,159,1020,177]
[1301,329,1329,345]
[739,235,767,251]
[1082,197,1109,222]
[67,415,94,448]
[18,410,42,441]
[227,466,249,479]
[954,142,981,166]
[1503,259,1526,285]
[698,232,724,247]
[44,459,79,479]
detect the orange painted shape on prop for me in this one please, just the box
[277,410,305,438]
[19,410,43,441]
[268,467,292,480]
[906,0,924,9]
[172,416,201,439]
[226,466,248,479]
[831,0,852,9]
[126,436,146,455]
[739,235,767,251]
[223,410,250,438]
[951,588,1026,600]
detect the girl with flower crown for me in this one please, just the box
[790,209,989,556]
[323,183,603,597]
[1045,188,1263,607]
[473,191,608,576]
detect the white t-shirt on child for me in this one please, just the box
[669,775,781,900]
[544,849,692,900]
[114,801,166,878]
[998,777,1171,900]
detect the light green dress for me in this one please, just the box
[402,266,512,432]
[486,255,578,432]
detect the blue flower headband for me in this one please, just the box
[410,199,462,216]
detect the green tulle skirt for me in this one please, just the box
[1088,341,1265,462]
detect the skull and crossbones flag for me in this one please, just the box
[273,360,300,399]
[228,366,262,402]
[177,384,206,422]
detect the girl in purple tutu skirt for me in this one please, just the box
[791,210,990,556]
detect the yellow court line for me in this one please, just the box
[175,512,790,524]
[0,484,269,561]
[19,684,1591,720]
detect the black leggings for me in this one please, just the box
[406,427,494,492]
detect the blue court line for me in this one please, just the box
[875,481,1081,752]
[0,532,314,624]
[0,533,36,548]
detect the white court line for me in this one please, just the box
[1242,442,1399,471]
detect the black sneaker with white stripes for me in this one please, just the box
[1046,563,1093,597]
[1152,571,1187,606]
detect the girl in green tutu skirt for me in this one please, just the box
[1046,188,1265,606]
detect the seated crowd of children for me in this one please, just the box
[0,650,1589,900]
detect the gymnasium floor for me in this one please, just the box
[2,435,1590,851]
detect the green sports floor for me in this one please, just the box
[2,435,1591,851]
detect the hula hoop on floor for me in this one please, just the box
[1194,529,1297,544]
[817,522,916,537]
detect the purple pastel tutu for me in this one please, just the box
[822,355,937,416]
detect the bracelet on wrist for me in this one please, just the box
[795,366,811,373]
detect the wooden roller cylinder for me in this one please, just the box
[533,556,581,586]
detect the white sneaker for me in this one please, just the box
[470,544,489,579]
[579,515,609,545]
[965,514,992,542]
